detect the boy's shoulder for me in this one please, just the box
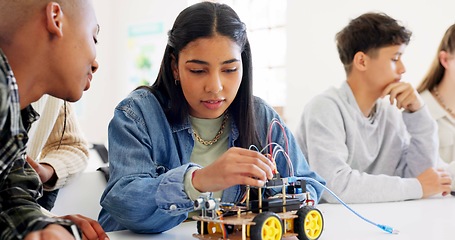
[305,86,345,110]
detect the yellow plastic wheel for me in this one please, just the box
[295,206,324,240]
[250,212,283,240]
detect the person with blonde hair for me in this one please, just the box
[417,24,455,191]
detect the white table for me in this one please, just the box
[107,196,455,240]
[52,148,109,219]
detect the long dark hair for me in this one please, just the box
[417,24,455,93]
[139,2,260,148]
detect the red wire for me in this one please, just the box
[267,119,290,161]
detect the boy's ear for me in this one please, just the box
[171,54,179,80]
[46,2,64,37]
[352,51,368,71]
[439,50,449,69]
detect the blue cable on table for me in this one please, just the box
[299,177,399,234]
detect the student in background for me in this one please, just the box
[295,12,452,203]
[27,95,90,211]
[0,0,108,239]
[417,24,455,190]
[99,1,325,233]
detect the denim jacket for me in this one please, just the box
[99,88,325,233]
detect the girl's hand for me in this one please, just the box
[192,147,274,192]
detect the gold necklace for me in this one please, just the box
[193,113,229,146]
[433,86,455,118]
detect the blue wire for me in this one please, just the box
[299,177,399,234]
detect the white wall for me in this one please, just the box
[78,0,455,144]
[286,0,455,132]
[75,0,187,145]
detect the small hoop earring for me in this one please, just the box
[175,79,180,86]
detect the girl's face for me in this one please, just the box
[442,50,455,75]
[173,35,243,119]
